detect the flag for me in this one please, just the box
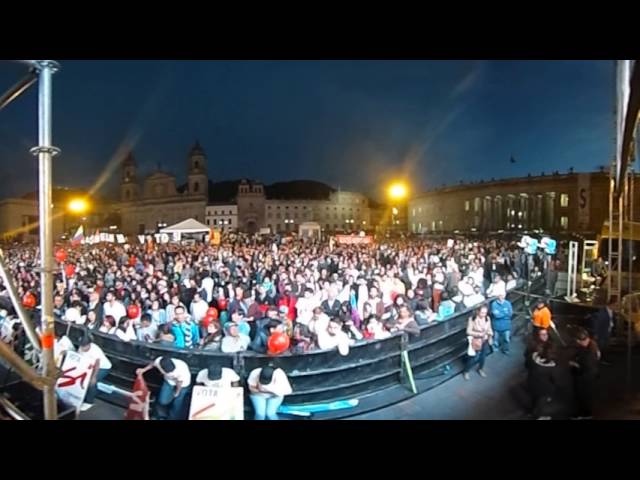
[71,225,84,246]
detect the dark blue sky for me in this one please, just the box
[0,60,614,201]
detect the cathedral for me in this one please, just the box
[116,142,209,235]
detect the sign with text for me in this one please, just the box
[577,173,591,230]
[188,386,244,420]
[335,235,373,245]
[56,351,95,410]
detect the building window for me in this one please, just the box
[277,206,281,209]
[268,224,272,231]
[249,203,253,208]
[214,211,217,215]
[267,213,272,219]
[560,216,569,229]
[303,206,307,210]
[465,200,470,211]
[560,194,569,207]
[193,182,199,193]
[286,206,289,209]
[334,224,338,229]
[294,206,298,209]
[412,208,416,217]
[206,219,210,225]
[268,206,271,209]
[213,219,218,226]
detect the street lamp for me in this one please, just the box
[387,182,409,234]
[67,198,89,214]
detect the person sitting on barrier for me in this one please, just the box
[136,356,192,421]
[389,305,421,337]
[291,323,315,353]
[171,305,201,349]
[78,335,112,411]
[463,305,493,381]
[490,287,513,355]
[115,316,137,342]
[84,309,100,331]
[250,319,285,354]
[308,306,330,337]
[569,328,600,420]
[155,323,176,347]
[247,365,293,420]
[505,274,517,291]
[136,313,158,343]
[363,315,391,340]
[201,320,223,351]
[99,315,117,335]
[196,364,241,388]
[221,321,251,353]
[317,317,352,356]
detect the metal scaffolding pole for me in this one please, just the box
[30,60,61,420]
[0,71,37,113]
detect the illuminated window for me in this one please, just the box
[412,209,416,217]
[560,194,569,207]
[560,216,569,229]
[465,200,470,211]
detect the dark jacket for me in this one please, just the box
[321,298,342,318]
[590,307,614,350]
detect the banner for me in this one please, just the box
[125,375,150,420]
[577,173,591,230]
[116,234,126,244]
[335,235,373,245]
[138,235,146,244]
[56,350,95,410]
[210,229,221,246]
[188,386,244,420]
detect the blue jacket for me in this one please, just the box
[171,321,201,348]
[490,299,513,332]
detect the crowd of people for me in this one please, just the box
[0,234,551,360]
[5,232,609,420]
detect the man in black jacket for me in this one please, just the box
[590,300,615,365]
[570,328,600,419]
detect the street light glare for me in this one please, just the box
[68,198,89,214]
[388,183,408,200]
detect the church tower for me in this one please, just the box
[187,140,208,198]
[120,151,140,202]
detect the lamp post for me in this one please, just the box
[387,182,408,235]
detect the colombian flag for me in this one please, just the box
[71,225,84,246]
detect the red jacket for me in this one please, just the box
[278,295,297,322]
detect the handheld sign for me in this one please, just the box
[56,351,95,411]
[188,386,244,420]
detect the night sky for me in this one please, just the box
[0,60,614,201]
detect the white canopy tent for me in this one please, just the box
[160,218,210,242]
[299,221,321,240]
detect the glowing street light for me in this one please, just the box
[388,182,408,201]
[67,198,89,214]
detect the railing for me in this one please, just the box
[56,279,544,414]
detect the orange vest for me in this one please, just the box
[532,306,551,329]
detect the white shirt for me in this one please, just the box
[81,343,112,370]
[201,277,214,303]
[154,357,191,387]
[195,367,240,388]
[308,313,330,336]
[317,329,351,356]
[190,299,209,324]
[103,300,126,322]
[54,336,75,366]
[220,334,251,353]
[295,296,319,325]
[115,326,137,342]
[247,367,292,397]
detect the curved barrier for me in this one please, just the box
[55,280,544,417]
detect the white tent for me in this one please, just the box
[160,218,210,234]
[299,222,321,240]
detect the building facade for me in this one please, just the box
[116,142,209,235]
[234,181,372,234]
[409,171,640,235]
[205,204,238,232]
